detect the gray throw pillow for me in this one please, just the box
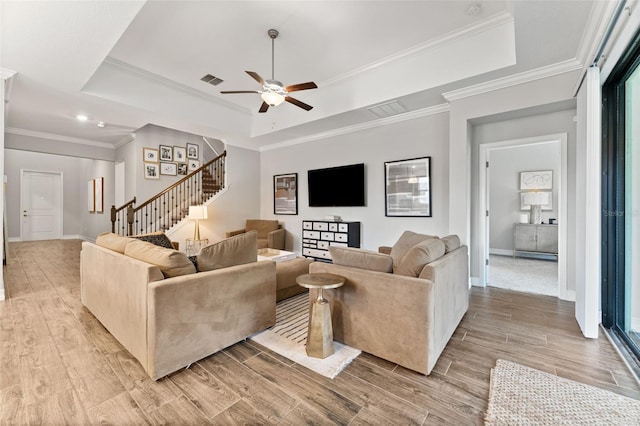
[395,238,446,277]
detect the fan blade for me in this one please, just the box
[285,81,318,93]
[258,101,269,113]
[285,96,313,111]
[220,90,260,94]
[246,71,265,85]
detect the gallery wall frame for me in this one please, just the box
[88,180,95,212]
[188,159,200,171]
[143,147,158,163]
[384,156,432,217]
[273,173,298,215]
[94,177,104,213]
[144,162,160,179]
[173,146,186,163]
[159,145,173,162]
[160,162,177,176]
[187,143,199,159]
[178,164,188,175]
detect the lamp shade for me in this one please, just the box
[522,191,551,206]
[188,205,208,220]
[261,91,285,106]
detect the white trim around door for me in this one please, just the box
[20,170,63,241]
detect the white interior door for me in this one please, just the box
[21,170,62,241]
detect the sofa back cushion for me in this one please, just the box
[96,232,132,254]
[441,234,461,253]
[330,246,393,273]
[197,230,258,272]
[390,231,438,271]
[124,239,196,278]
[246,219,279,239]
[395,238,446,277]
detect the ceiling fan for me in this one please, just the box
[221,29,318,113]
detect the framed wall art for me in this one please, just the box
[144,162,160,179]
[177,163,188,175]
[187,143,199,159]
[160,162,177,176]
[159,145,173,162]
[94,177,104,213]
[273,173,298,215]
[384,156,432,217]
[188,159,200,171]
[143,147,158,163]
[173,146,186,163]
[88,180,95,212]
[520,170,553,190]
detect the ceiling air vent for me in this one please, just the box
[201,74,224,86]
[367,100,407,118]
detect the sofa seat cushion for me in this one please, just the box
[197,230,257,271]
[124,239,196,278]
[96,232,132,254]
[395,238,446,277]
[246,219,279,239]
[131,231,174,249]
[390,231,438,272]
[330,246,393,273]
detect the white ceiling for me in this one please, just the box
[1,1,606,152]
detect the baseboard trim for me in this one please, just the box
[489,248,512,256]
[470,276,483,287]
[8,235,91,243]
[562,289,576,302]
[8,237,21,242]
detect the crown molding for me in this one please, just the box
[574,0,618,66]
[6,127,116,149]
[320,10,514,88]
[260,103,450,152]
[114,133,135,149]
[442,58,582,101]
[103,57,251,115]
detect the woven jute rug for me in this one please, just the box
[250,293,360,379]
[485,359,640,425]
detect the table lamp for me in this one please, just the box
[522,192,551,224]
[188,205,208,240]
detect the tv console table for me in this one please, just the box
[302,220,360,262]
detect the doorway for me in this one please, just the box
[20,170,63,241]
[478,134,569,300]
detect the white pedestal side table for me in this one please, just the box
[296,272,345,358]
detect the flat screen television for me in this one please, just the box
[308,163,365,207]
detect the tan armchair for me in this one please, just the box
[226,219,285,250]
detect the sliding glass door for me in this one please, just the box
[602,29,640,364]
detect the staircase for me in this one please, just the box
[111,151,226,236]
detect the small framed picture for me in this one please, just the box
[188,159,200,171]
[144,162,160,179]
[177,163,188,175]
[274,173,298,215]
[143,147,158,163]
[159,145,173,161]
[160,162,177,176]
[187,143,199,159]
[173,146,186,163]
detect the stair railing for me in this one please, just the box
[111,197,136,235]
[110,151,226,236]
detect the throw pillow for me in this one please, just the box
[124,239,196,278]
[390,230,438,269]
[131,231,174,249]
[330,246,393,273]
[441,234,461,253]
[395,238,446,277]
[197,230,258,272]
[96,232,132,254]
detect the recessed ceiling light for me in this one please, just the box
[76,114,88,121]
[97,122,105,128]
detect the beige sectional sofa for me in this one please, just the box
[80,231,276,380]
[309,231,469,375]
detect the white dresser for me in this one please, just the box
[302,220,361,262]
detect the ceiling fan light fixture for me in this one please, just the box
[261,91,285,107]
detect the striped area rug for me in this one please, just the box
[250,293,360,379]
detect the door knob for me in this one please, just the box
[23,210,27,217]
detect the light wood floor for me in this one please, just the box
[1,240,639,425]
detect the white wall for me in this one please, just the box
[487,142,561,251]
[259,112,450,253]
[4,149,114,240]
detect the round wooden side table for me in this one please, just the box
[296,272,345,359]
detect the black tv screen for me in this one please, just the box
[308,163,365,207]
